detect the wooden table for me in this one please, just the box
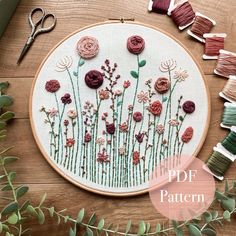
[0,0,236,235]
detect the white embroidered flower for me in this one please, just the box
[174,69,189,82]
[137,91,149,103]
[56,56,73,72]
[119,146,126,155]
[48,108,58,117]
[67,109,77,119]
[156,124,165,134]
[168,119,179,127]
[96,137,105,146]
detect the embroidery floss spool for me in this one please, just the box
[214,50,236,78]
[219,75,236,103]
[203,33,227,60]
[221,103,236,129]
[148,0,173,14]
[187,13,216,43]
[169,0,195,30]
[221,127,236,155]
[205,147,233,181]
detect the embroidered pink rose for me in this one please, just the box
[45,80,60,93]
[133,151,140,165]
[77,36,99,59]
[84,133,92,143]
[66,138,75,147]
[85,70,104,89]
[133,111,143,122]
[183,101,196,114]
[127,35,145,55]
[99,89,109,100]
[154,77,170,94]
[149,101,162,116]
[119,122,128,133]
[181,127,194,143]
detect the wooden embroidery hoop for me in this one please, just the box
[29,20,211,197]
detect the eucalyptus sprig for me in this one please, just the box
[0,81,236,236]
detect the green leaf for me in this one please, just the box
[97,219,105,231]
[48,207,54,217]
[86,227,93,236]
[0,95,13,108]
[146,223,151,233]
[39,193,47,207]
[188,224,202,236]
[1,184,12,191]
[114,112,119,117]
[0,81,9,91]
[0,222,2,233]
[223,210,231,221]
[221,198,236,212]
[139,60,146,67]
[20,200,30,211]
[0,111,15,122]
[162,97,168,102]
[2,224,9,232]
[138,221,146,235]
[88,213,96,226]
[211,210,218,219]
[77,208,85,223]
[73,71,78,77]
[8,172,16,182]
[117,101,123,107]
[0,121,6,130]
[3,156,19,165]
[203,212,212,223]
[174,228,183,236]
[225,179,229,192]
[26,205,38,217]
[179,116,184,122]
[37,208,45,225]
[16,186,29,199]
[79,59,85,67]
[202,228,216,236]
[1,202,18,216]
[215,191,228,200]
[7,213,18,225]
[69,228,76,236]
[155,223,161,233]
[125,220,132,233]
[130,71,139,79]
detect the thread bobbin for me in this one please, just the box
[168,0,195,31]
[214,50,236,78]
[219,75,236,103]
[221,102,236,129]
[187,12,216,43]
[203,33,227,60]
[148,0,174,14]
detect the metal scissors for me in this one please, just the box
[17,7,57,64]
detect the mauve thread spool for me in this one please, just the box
[214,50,236,78]
[220,76,236,103]
[152,0,171,14]
[170,1,195,29]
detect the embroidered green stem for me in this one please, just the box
[58,104,66,165]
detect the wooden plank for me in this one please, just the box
[0,0,236,78]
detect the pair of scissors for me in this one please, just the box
[17,7,57,65]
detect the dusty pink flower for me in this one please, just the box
[123,80,131,89]
[133,151,140,165]
[99,89,109,100]
[128,105,133,111]
[133,112,143,122]
[137,91,149,103]
[48,108,58,117]
[119,122,128,133]
[97,149,110,163]
[154,77,170,94]
[168,119,179,127]
[156,124,164,134]
[174,69,189,82]
[84,133,92,143]
[96,137,105,146]
[127,35,145,55]
[45,80,60,93]
[119,146,126,155]
[115,90,122,96]
[181,127,194,143]
[66,138,75,147]
[67,109,77,119]
[77,36,99,59]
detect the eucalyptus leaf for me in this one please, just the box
[7,213,18,225]
[215,191,228,200]
[77,208,85,223]
[20,200,30,211]
[39,193,47,207]
[86,227,94,236]
[26,205,38,217]
[211,210,218,219]
[0,95,13,108]
[0,121,6,129]
[48,207,55,217]
[1,184,12,191]
[69,228,76,236]
[174,227,183,236]
[155,223,161,233]
[3,156,19,165]
[0,111,15,122]
[1,202,18,216]
[16,186,29,199]
[225,179,229,192]
[221,198,235,212]
[146,223,151,233]
[125,220,132,233]
[130,71,139,79]
[0,222,2,233]
[188,224,202,236]
[139,60,146,67]
[8,172,16,182]
[223,210,231,221]
[0,82,9,91]
[88,212,96,226]
[98,218,105,231]
[203,212,212,223]
[202,228,216,236]
[37,208,45,225]
[138,221,146,235]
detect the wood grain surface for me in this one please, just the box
[0,0,236,235]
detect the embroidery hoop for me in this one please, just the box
[30,21,211,197]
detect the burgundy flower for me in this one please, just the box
[127,35,145,55]
[123,80,131,89]
[84,132,91,143]
[61,93,72,104]
[135,132,145,143]
[181,127,194,143]
[66,138,75,147]
[45,80,60,93]
[85,70,104,89]
[133,111,143,122]
[106,123,115,135]
[183,101,196,114]
[133,151,140,165]
[154,77,170,94]
[149,101,162,116]
[64,119,69,126]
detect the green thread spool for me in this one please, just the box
[221,103,236,128]
[221,127,236,155]
[206,150,232,178]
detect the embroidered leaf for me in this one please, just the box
[117,101,123,107]
[162,97,168,102]
[130,71,139,79]
[139,60,146,67]
[79,59,85,66]
[114,112,119,117]
[73,71,78,77]
[179,116,184,122]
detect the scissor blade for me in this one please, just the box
[17,42,32,65]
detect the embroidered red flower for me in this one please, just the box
[181,127,194,143]
[119,122,128,133]
[85,70,104,89]
[183,101,196,114]
[64,119,69,126]
[127,35,145,55]
[135,132,145,143]
[45,80,60,93]
[84,132,91,143]
[97,149,110,163]
[133,111,143,122]
[154,77,170,94]
[123,80,131,89]
[133,151,140,165]
[66,138,75,147]
[106,123,115,135]
[149,101,162,116]
[61,93,72,104]
[99,89,109,100]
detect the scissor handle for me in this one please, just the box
[33,13,57,38]
[29,7,45,33]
